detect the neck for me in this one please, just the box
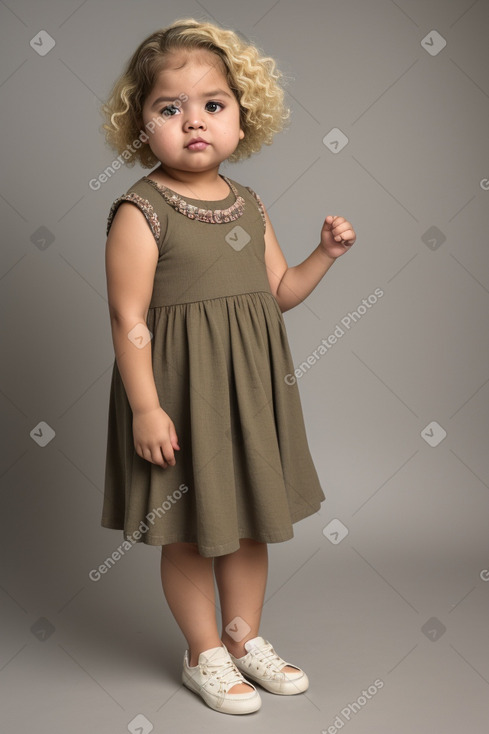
[151,165,229,199]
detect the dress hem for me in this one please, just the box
[100,500,323,557]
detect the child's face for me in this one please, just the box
[141,49,245,176]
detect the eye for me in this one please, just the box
[205,101,224,113]
[160,104,180,117]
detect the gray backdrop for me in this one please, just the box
[1,0,488,732]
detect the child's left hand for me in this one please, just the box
[320,215,356,259]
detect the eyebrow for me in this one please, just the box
[151,89,233,109]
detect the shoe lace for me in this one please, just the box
[201,657,246,691]
[250,641,286,675]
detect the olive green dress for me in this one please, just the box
[101,174,325,557]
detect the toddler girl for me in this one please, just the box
[100,17,356,716]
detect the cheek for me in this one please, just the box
[225,112,242,136]
[151,127,175,147]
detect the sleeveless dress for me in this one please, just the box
[101,173,325,557]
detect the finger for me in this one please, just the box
[333,225,354,241]
[154,447,169,467]
[140,441,166,467]
[161,442,176,466]
[323,216,333,229]
[339,229,355,243]
[144,446,167,467]
[170,425,180,450]
[331,221,349,234]
[141,445,155,464]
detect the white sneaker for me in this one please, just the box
[229,636,309,695]
[182,644,262,714]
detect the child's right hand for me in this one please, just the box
[132,407,180,468]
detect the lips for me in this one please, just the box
[186,138,209,150]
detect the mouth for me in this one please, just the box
[186,138,209,151]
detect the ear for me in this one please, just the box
[239,128,245,140]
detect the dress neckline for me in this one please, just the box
[142,174,233,204]
[142,175,246,224]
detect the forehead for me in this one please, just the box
[156,48,228,85]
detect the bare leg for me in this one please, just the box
[215,538,297,673]
[160,542,253,693]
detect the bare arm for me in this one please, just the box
[105,203,160,413]
[263,206,355,312]
[263,208,336,313]
[105,203,179,467]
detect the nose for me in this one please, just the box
[183,117,206,131]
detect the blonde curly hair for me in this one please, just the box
[100,18,290,167]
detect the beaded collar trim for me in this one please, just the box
[143,175,245,224]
